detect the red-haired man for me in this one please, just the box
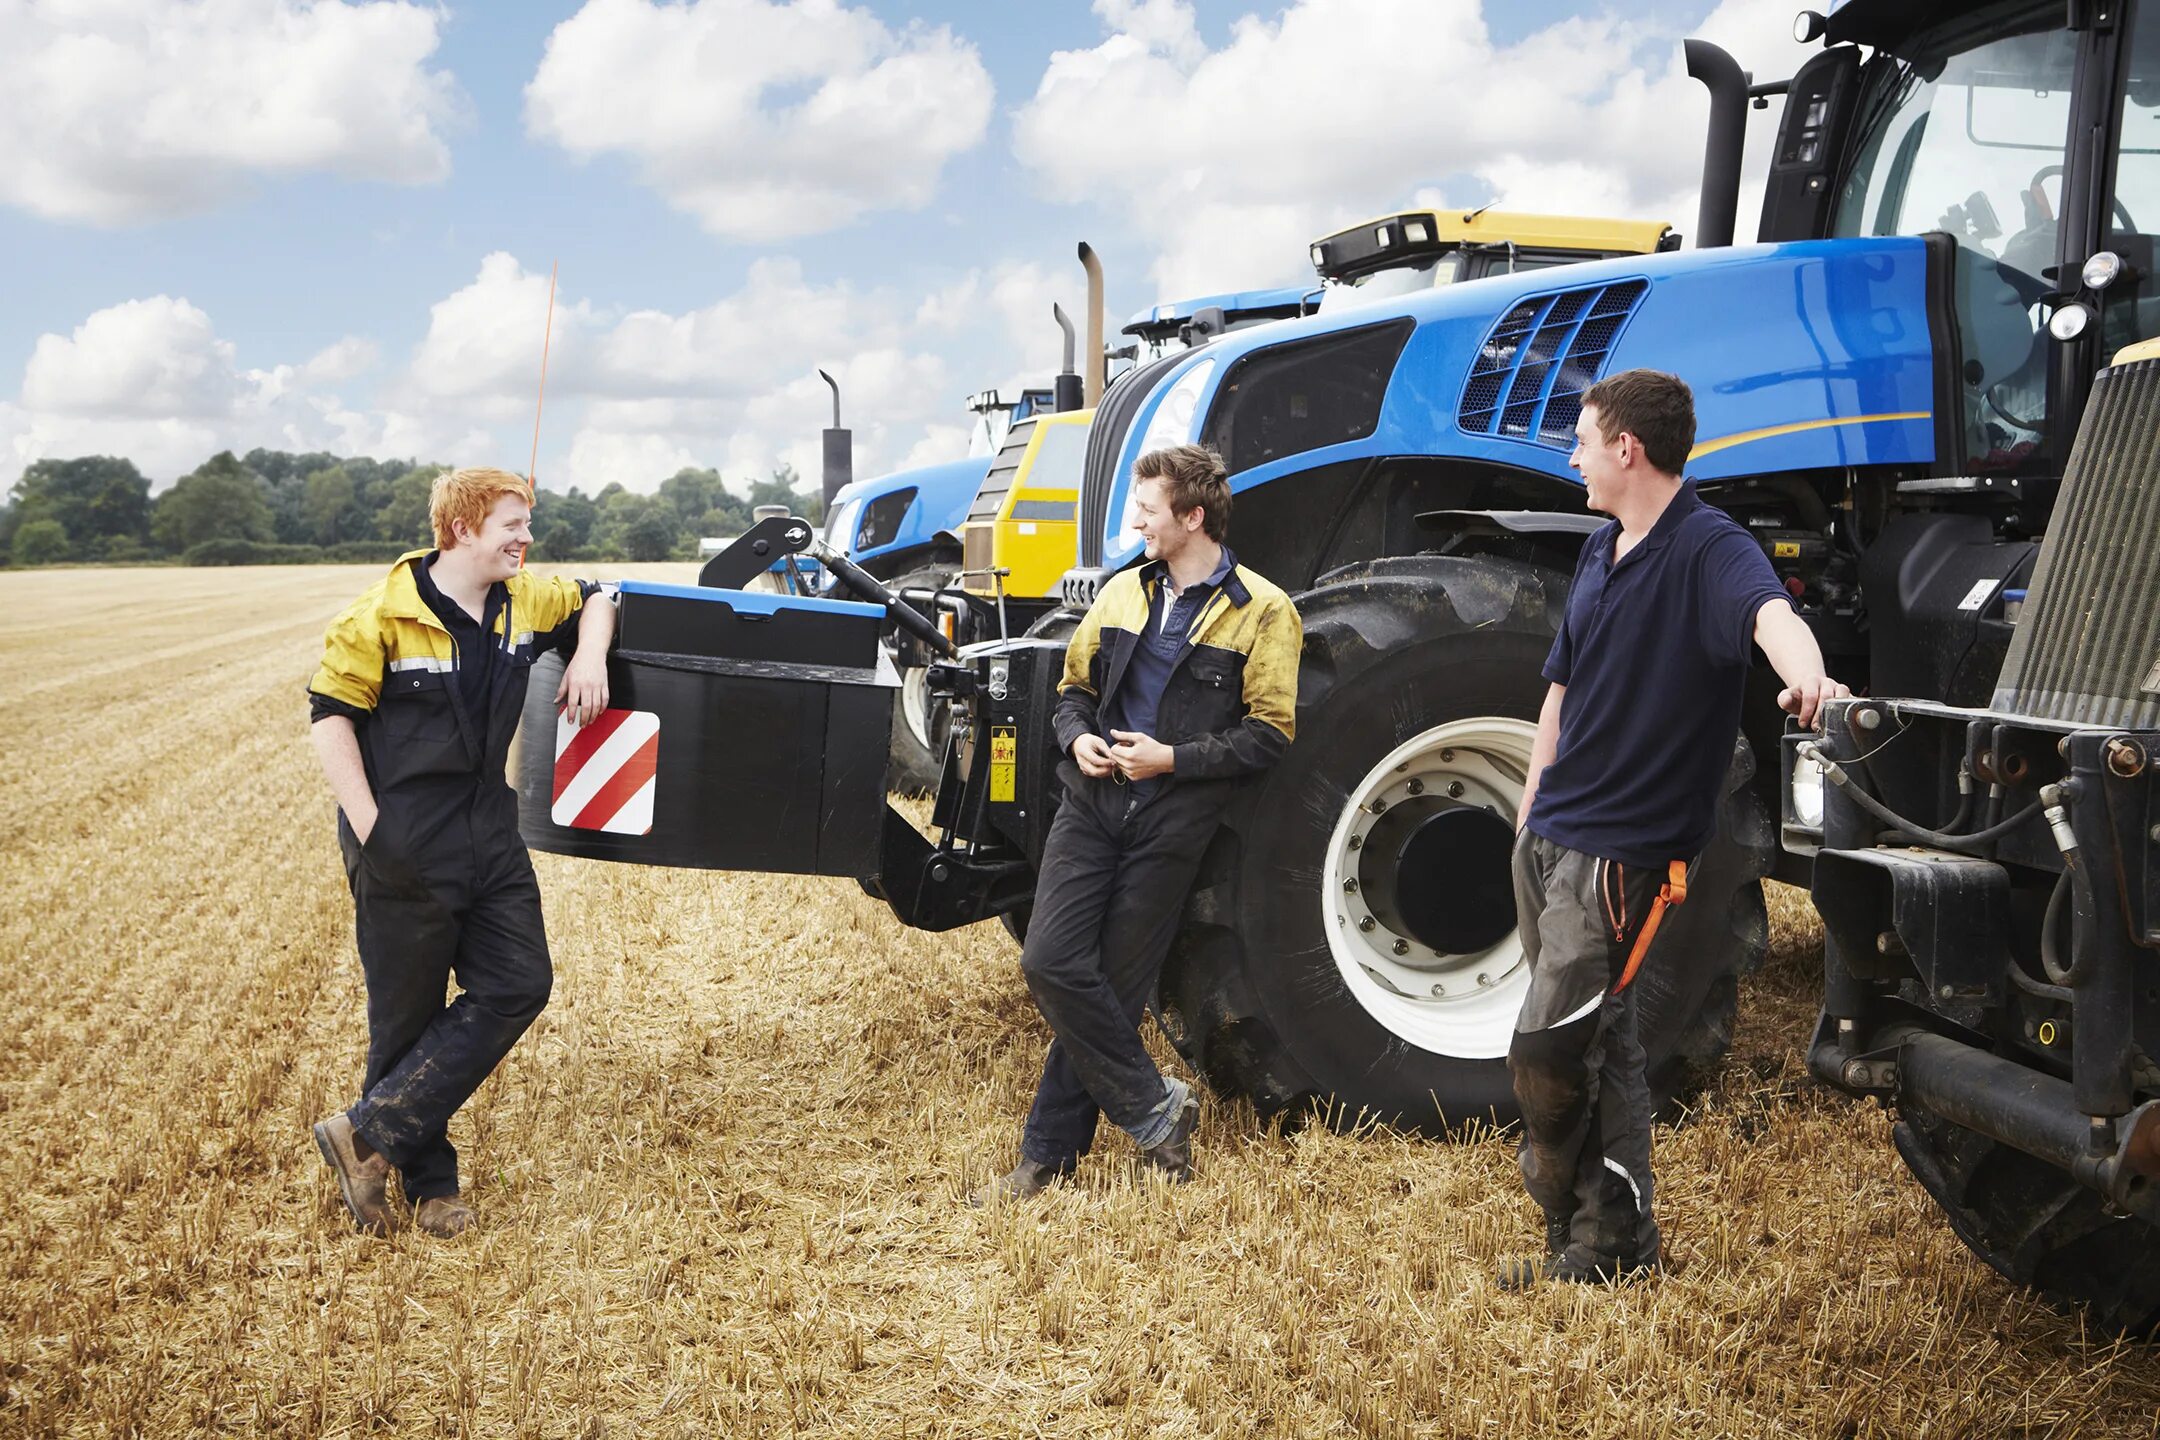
[305,466,614,1236]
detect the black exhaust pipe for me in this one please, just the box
[1053,304,1084,413]
[1685,38,1748,250]
[819,369,852,508]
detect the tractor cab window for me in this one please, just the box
[1316,253,1467,314]
[2103,4,2160,360]
[1832,2,2074,470]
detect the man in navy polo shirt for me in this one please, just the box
[1501,369,1846,1287]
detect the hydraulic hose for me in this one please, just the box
[808,538,959,659]
[1797,740,2042,851]
[2037,782,2099,987]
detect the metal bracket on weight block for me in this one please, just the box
[698,514,815,590]
[861,804,1033,932]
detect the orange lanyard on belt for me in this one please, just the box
[1611,860,1690,995]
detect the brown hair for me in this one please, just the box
[1580,369,1695,476]
[1132,444,1231,541]
[430,467,532,550]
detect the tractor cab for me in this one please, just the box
[963,387,1054,460]
[1309,209,1678,314]
[1120,289,1311,364]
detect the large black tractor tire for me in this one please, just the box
[1893,1108,2160,1335]
[1156,556,1773,1132]
[886,564,959,796]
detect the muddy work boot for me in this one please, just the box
[312,1113,398,1235]
[414,1195,476,1238]
[1497,1243,1658,1291]
[970,1159,1068,1207]
[1136,1096,1201,1185]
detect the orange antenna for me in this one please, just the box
[528,259,559,498]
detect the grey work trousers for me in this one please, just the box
[1508,831,1687,1263]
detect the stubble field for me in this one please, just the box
[2,564,2158,1438]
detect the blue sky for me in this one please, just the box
[1,0,1797,494]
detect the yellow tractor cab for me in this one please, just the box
[1310,208,1677,313]
[959,405,1092,606]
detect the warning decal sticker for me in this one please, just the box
[552,708,659,834]
[990,725,1017,803]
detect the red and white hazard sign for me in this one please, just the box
[551,708,659,834]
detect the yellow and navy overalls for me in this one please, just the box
[307,549,594,1201]
[1016,550,1302,1169]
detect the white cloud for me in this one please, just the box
[1,296,474,488]
[396,252,965,493]
[526,0,995,241]
[22,298,242,420]
[1015,0,1798,296]
[2,248,1078,498]
[0,0,459,225]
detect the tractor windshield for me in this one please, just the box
[1316,253,1467,314]
[1832,1,2073,467]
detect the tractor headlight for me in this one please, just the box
[2081,250,2123,291]
[1789,744,1827,830]
[2048,302,2092,341]
[1122,358,1218,532]
[1134,357,1215,458]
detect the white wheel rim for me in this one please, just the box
[1319,717,1537,1059]
[899,666,934,750]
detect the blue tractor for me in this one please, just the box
[1029,0,2160,1328]
[844,294,1316,792]
[523,0,2160,1328]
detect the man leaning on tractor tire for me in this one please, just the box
[977,443,1302,1202]
[1501,370,1847,1288]
[305,466,615,1238]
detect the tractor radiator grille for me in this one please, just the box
[1992,355,2160,728]
[962,522,993,578]
[1458,278,1647,448]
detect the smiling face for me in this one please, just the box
[1129,474,1201,562]
[450,493,533,582]
[1570,402,1635,515]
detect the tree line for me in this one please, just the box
[0,450,826,568]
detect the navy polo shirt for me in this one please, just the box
[1102,547,1234,804]
[1526,482,1790,868]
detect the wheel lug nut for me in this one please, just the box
[1477,973,1492,987]
[1369,798,1389,814]
[1447,781,1465,798]
[1406,779,1425,795]
[1358,916,1377,932]
[1440,749,1455,762]
[1392,939,1409,956]
[1343,878,1358,893]
[1348,835,1363,850]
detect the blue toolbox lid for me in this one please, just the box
[615,578,882,619]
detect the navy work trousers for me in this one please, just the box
[338,809,553,1201]
[1018,778,1219,1169]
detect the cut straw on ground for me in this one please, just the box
[1,564,2156,1437]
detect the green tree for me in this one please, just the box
[9,456,152,551]
[747,462,823,524]
[531,485,598,552]
[152,452,274,553]
[375,464,443,548]
[301,466,368,546]
[621,507,682,562]
[344,457,413,533]
[590,489,681,561]
[11,519,70,566]
[245,448,341,544]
